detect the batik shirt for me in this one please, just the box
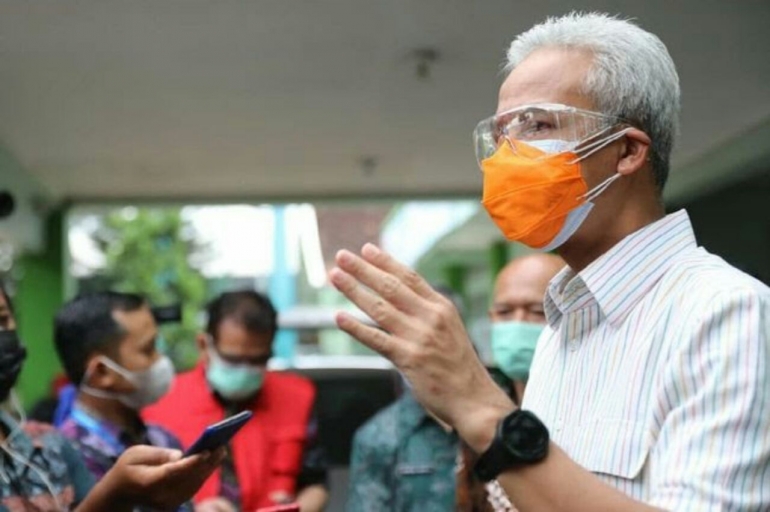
[347,391,460,512]
[0,411,93,512]
[58,403,193,512]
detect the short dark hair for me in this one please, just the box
[206,290,277,342]
[54,292,147,384]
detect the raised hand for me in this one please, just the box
[329,243,514,452]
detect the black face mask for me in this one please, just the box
[0,330,27,402]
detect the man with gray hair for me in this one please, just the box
[330,12,770,511]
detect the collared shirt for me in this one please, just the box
[0,411,93,512]
[58,403,193,512]
[523,210,770,510]
[347,391,460,512]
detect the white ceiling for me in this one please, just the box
[0,0,768,203]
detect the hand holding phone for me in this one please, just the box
[184,411,253,456]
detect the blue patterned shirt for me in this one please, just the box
[0,411,93,512]
[58,403,193,512]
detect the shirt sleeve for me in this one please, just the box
[345,425,394,512]
[60,438,96,503]
[649,289,770,510]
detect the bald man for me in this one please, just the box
[488,254,565,405]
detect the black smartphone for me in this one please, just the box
[184,410,253,456]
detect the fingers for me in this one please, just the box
[211,447,227,465]
[360,244,440,301]
[123,445,183,465]
[160,448,223,480]
[166,449,183,462]
[329,266,408,334]
[269,491,294,504]
[336,312,398,361]
[161,452,205,477]
[214,498,238,512]
[334,249,427,315]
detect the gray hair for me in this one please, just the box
[505,12,680,191]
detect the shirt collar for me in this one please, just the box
[397,390,431,433]
[545,210,697,328]
[73,401,147,451]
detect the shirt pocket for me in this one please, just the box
[569,419,651,480]
[395,462,437,476]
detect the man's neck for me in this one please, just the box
[559,199,665,273]
[77,392,140,435]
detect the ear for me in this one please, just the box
[196,333,210,365]
[83,356,116,389]
[617,128,652,177]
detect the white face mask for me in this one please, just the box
[526,138,574,154]
[81,355,174,410]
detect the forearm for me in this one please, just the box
[498,443,662,512]
[296,484,329,512]
[459,405,662,512]
[75,479,133,512]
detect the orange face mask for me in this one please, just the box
[481,137,623,250]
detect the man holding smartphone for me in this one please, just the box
[145,290,329,512]
[53,291,230,512]
[0,281,225,512]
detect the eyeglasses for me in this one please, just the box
[472,103,628,167]
[205,334,272,367]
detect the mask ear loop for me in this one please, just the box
[4,390,27,443]
[204,334,224,364]
[0,442,64,511]
[579,173,623,203]
[566,127,632,164]
[79,357,135,401]
[1,392,64,511]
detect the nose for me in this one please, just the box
[510,308,528,322]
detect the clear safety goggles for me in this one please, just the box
[473,103,629,167]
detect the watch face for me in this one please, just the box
[501,410,549,463]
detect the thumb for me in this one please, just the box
[123,445,184,466]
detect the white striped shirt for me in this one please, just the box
[522,210,770,511]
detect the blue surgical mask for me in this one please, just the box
[491,321,544,380]
[205,338,265,401]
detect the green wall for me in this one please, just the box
[15,210,65,407]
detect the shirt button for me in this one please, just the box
[568,340,579,352]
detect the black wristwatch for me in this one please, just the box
[473,409,550,482]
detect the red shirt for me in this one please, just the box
[143,364,315,510]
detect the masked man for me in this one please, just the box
[0,283,224,512]
[55,292,230,512]
[330,13,770,511]
[488,254,564,406]
[145,290,329,512]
